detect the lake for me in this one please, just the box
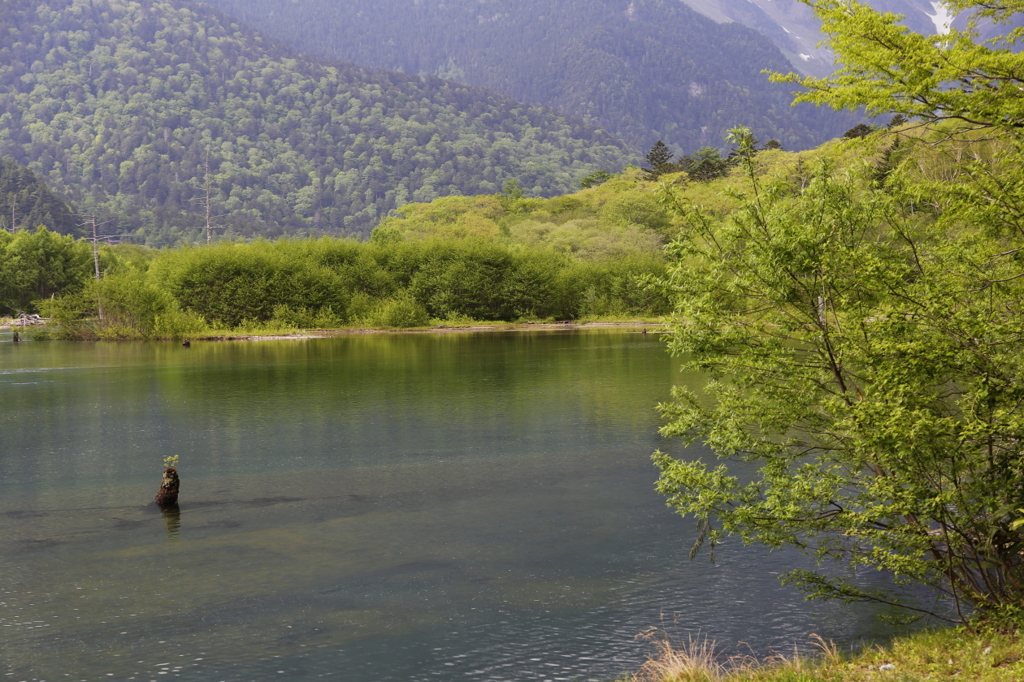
[0,330,903,681]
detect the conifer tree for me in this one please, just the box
[642,141,677,181]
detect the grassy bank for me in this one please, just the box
[625,627,1023,682]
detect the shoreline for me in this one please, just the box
[203,321,665,342]
[1,320,665,341]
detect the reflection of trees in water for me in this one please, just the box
[157,332,678,424]
[0,332,681,492]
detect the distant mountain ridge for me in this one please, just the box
[0,0,634,244]
[203,0,862,153]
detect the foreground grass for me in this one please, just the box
[626,627,1023,682]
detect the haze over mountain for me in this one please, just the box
[0,0,632,244]
[203,0,862,153]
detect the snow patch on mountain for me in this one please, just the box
[676,0,988,75]
[927,2,953,35]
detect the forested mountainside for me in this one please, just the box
[0,157,77,235]
[202,0,861,154]
[0,0,633,246]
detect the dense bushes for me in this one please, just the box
[153,244,349,328]
[41,271,207,340]
[0,227,93,315]
[21,236,668,338]
[569,256,671,318]
[408,242,566,321]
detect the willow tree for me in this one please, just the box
[654,0,1024,625]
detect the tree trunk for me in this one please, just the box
[154,467,179,508]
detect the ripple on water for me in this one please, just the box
[0,333,916,681]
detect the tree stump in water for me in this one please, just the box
[155,467,179,508]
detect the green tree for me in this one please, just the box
[842,123,877,139]
[680,146,730,182]
[773,1,1024,134]
[654,3,1024,623]
[0,226,92,314]
[498,178,527,215]
[579,169,613,189]
[642,141,678,181]
[654,121,1024,623]
[41,270,205,340]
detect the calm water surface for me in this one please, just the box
[0,331,901,681]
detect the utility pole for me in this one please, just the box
[87,214,107,322]
[90,214,102,279]
[77,213,119,322]
[204,150,213,245]
[80,213,116,280]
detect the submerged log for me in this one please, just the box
[154,467,180,508]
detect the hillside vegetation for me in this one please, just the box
[0,157,77,235]
[0,124,898,336]
[0,114,913,335]
[371,168,675,261]
[0,0,633,245]
[2,138,738,330]
[1,165,678,328]
[204,0,860,153]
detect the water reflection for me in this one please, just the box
[161,504,181,540]
[0,331,909,682]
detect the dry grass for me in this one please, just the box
[633,633,728,682]
[624,627,1024,682]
